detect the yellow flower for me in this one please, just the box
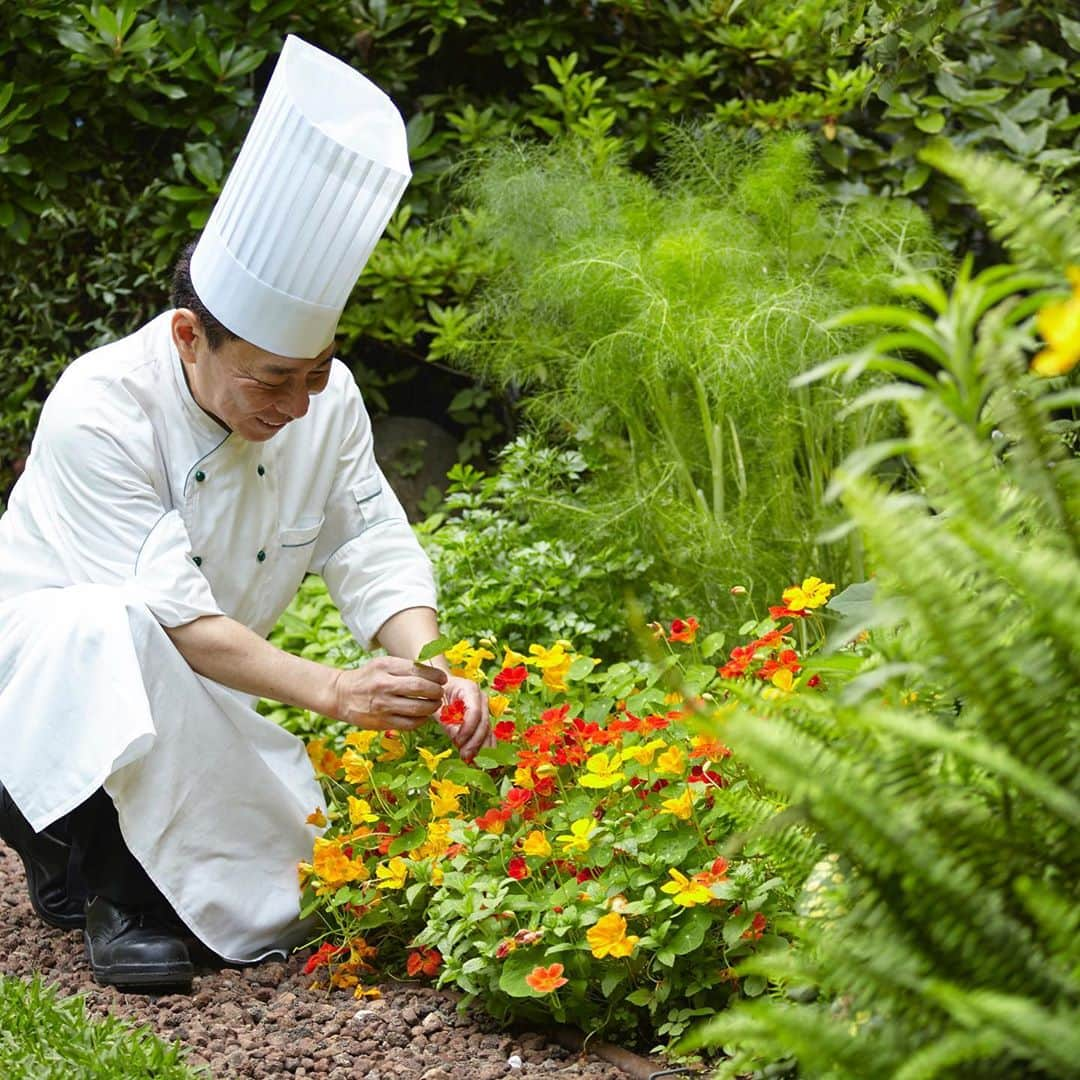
[514,766,536,790]
[375,857,409,890]
[419,747,453,773]
[579,751,625,789]
[660,868,713,907]
[342,750,373,785]
[348,797,379,827]
[660,787,695,821]
[429,778,470,818]
[586,912,640,959]
[556,817,597,854]
[444,639,474,667]
[1033,267,1080,376]
[430,864,445,886]
[521,830,552,857]
[306,808,327,828]
[411,820,453,861]
[489,694,511,718]
[446,641,496,681]
[782,576,836,611]
[377,732,406,762]
[344,730,380,753]
[528,642,573,693]
[624,738,666,766]
[503,646,530,667]
[656,744,686,776]
[312,838,367,888]
[353,985,381,1000]
[770,669,795,693]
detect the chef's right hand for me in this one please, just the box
[331,657,448,731]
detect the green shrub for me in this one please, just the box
[5,1,1078,505]
[438,131,939,632]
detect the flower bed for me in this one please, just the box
[296,581,851,1050]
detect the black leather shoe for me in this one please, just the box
[0,784,86,930]
[84,896,194,990]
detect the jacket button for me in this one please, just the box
[192,556,202,567]
[195,470,206,482]
[257,550,266,563]
[257,465,266,476]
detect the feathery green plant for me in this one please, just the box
[680,154,1080,1079]
[443,132,939,629]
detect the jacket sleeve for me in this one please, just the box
[310,374,437,648]
[28,383,224,627]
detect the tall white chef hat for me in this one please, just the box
[190,35,410,358]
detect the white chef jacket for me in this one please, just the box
[0,311,437,960]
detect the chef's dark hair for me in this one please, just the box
[170,241,240,352]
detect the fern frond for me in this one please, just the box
[920,141,1080,272]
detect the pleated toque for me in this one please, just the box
[190,35,411,357]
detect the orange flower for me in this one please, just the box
[406,947,442,977]
[667,617,699,644]
[525,962,568,993]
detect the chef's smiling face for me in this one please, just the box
[171,310,334,442]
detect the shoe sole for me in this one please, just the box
[85,934,194,989]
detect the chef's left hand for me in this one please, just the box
[439,675,494,763]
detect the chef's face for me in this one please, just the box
[172,310,335,442]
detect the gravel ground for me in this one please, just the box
[0,842,642,1079]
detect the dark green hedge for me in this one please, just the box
[3,0,1078,503]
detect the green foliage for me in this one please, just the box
[5,1,1078,505]
[678,162,1080,1078]
[0,975,201,1079]
[442,131,938,631]
[417,438,675,656]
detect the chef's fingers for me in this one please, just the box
[391,675,448,701]
[379,657,447,686]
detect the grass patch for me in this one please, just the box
[0,975,203,1079]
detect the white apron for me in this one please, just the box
[0,313,437,961]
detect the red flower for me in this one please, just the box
[492,665,529,692]
[502,787,532,812]
[742,912,767,940]
[407,947,442,977]
[642,713,671,731]
[753,624,794,650]
[440,699,466,726]
[608,714,642,735]
[769,605,809,620]
[516,749,553,769]
[576,867,599,883]
[688,765,726,787]
[475,807,512,833]
[553,744,587,767]
[667,617,699,644]
[757,649,801,681]
[494,720,517,741]
[539,704,571,726]
[719,643,758,679]
[533,776,556,797]
[303,942,346,975]
[807,674,822,689]
[507,856,529,880]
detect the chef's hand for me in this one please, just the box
[332,657,447,731]
[439,674,495,764]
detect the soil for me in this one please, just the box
[0,842,643,1079]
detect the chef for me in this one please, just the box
[0,35,490,990]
